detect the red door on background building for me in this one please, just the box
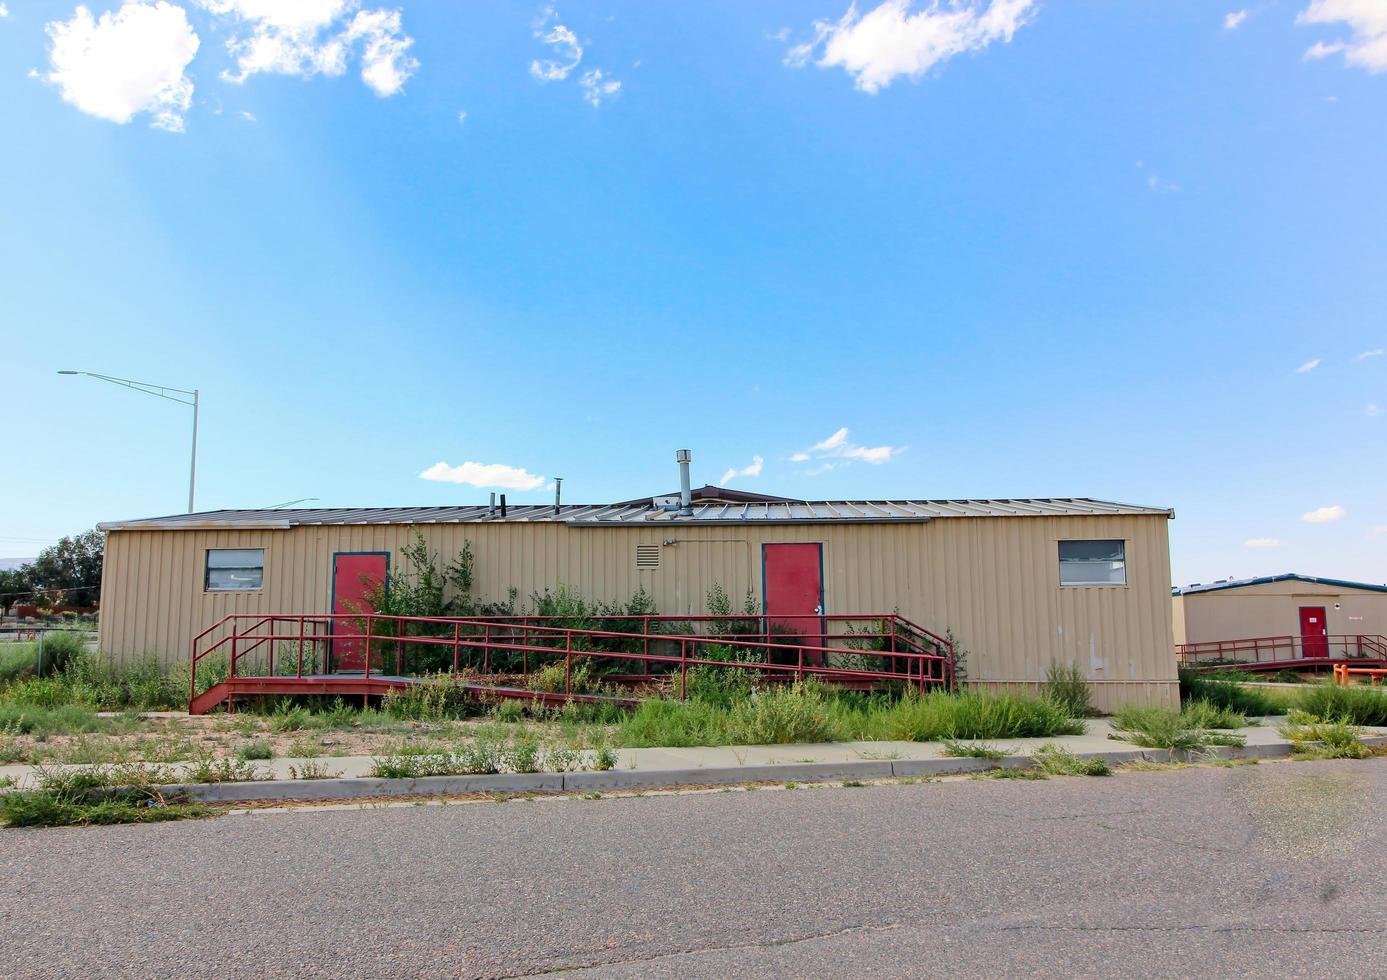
[763,543,825,664]
[1299,606,1329,659]
[331,552,389,672]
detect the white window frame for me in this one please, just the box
[205,548,265,593]
[1058,539,1127,587]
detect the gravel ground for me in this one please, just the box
[2,759,1385,978]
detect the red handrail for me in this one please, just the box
[1177,634,1387,668]
[189,611,954,709]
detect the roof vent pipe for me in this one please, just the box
[553,477,563,516]
[676,449,692,515]
[499,494,507,518]
[489,492,496,517]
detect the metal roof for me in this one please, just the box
[1174,573,1387,596]
[99,497,1173,532]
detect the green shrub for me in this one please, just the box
[268,703,313,733]
[492,700,525,723]
[381,676,479,720]
[1278,712,1373,759]
[0,677,74,708]
[1031,744,1111,776]
[505,738,540,773]
[183,755,266,783]
[235,739,274,761]
[683,663,755,709]
[34,631,87,676]
[1179,699,1247,730]
[1111,705,1247,751]
[619,698,727,748]
[726,682,842,745]
[1178,668,1278,716]
[941,740,1008,760]
[0,644,40,684]
[865,691,1085,742]
[1296,685,1387,727]
[1,762,212,828]
[0,703,104,736]
[1041,661,1094,718]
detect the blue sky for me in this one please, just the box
[1,0,1383,586]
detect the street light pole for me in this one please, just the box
[59,371,201,513]
[189,388,199,514]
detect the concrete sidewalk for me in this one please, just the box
[5,718,1385,804]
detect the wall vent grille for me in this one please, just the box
[635,544,661,569]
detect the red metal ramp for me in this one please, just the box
[188,612,956,713]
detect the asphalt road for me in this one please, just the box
[3,759,1386,979]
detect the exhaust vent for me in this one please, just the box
[635,544,661,569]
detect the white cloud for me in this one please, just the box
[579,67,621,107]
[530,7,621,106]
[419,461,546,491]
[530,8,582,81]
[1302,504,1346,524]
[347,8,418,96]
[1147,174,1180,193]
[720,455,765,484]
[1366,403,1381,417]
[1224,10,1249,30]
[198,0,417,96]
[1295,357,1321,373]
[796,427,903,467]
[1357,348,1384,361]
[44,1,200,132]
[456,109,467,124]
[785,0,1036,94]
[1298,0,1387,73]
[238,109,255,121]
[1244,537,1284,548]
[0,4,9,19]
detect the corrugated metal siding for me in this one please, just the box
[98,514,1177,709]
[1180,582,1387,646]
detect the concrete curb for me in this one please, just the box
[156,736,1387,804]
[15,731,1384,806]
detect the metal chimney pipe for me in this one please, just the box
[676,449,692,513]
[553,477,563,515]
[499,493,507,518]
[489,492,496,516]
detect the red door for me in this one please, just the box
[331,552,389,672]
[1299,606,1329,659]
[763,543,824,664]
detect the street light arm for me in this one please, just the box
[59,369,200,513]
[63,371,197,406]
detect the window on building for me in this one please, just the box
[1058,540,1126,586]
[206,549,265,591]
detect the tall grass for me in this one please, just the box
[1110,704,1248,750]
[1297,685,1387,727]
[1041,661,1094,718]
[617,685,1083,748]
[1178,668,1279,716]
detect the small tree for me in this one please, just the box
[28,529,104,607]
[0,567,31,617]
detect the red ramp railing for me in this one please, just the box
[190,612,954,710]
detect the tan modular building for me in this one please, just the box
[97,486,1179,710]
[1174,574,1387,656]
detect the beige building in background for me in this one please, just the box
[98,488,1179,710]
[1174,574,1387,650]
